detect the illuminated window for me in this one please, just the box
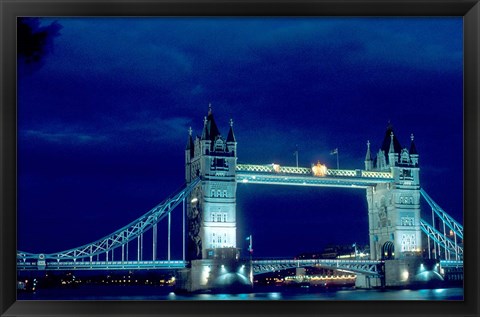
[401,234,416,251]
[401,217,414,226]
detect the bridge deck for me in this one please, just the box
[17,258,462,274]
[236,164,393,188]
[252,258,383,276]
[17,260,187,271]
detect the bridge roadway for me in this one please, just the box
[252,259,383,276]
[16,258,382,276]
[17,257,463,277]
[235,164,394,188]
[17,260,188,271]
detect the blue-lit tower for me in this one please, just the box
[180,105,249,292]
[365,124,421,262]
[185,105,238,260]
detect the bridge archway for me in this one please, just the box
[237,185,368,258]
[252,259,382,277]
[381,241,395,260]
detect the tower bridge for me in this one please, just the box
[17,107,463,292]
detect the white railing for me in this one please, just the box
[361,171,393,178]
[326,169,357,177]
[236,164,392,179]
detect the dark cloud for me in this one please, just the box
[17,18,62,74]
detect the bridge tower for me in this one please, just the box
[185,105,238,260]
[180,105,249,292]
[365,124,422,263]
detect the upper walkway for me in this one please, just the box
[236,164,394,188]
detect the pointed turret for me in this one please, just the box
[186,127,194,158]
[365,140,373,171]
[227,119,236,143]
[409,133,419,166]
[365,140,372,161]
[388,131,397,167]
[200,114,212,155]
[206,103,221,143]
[388,132,395,154]
[380,123,402,166]
[409,133,418,155]
[201,116,209,140]
[200,104,225,153]
[226,118,236,155]
[185,126,196,183]
[381,123,403,154]
[376,149,387,170]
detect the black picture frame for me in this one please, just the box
[1,0,479,316]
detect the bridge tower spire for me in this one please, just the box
[366,125,422,264]
[364,140,373,171]
[409,133,419,166]
[179,105,248,292]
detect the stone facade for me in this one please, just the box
[365,126,421,261]
[185,106,237,260]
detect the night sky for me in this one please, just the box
[17,17,463,260]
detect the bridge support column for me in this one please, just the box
[355,274,382,289]
[37,254,46,270]
[175,248,251,293]
[384,257,442,287]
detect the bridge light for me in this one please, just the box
[272,163,281,173]
[238,264,246,273]
[402,270,409,281]
[191,198,198,203]
[220,264,227,274]
[312,161,327,177]
[242,179,249,183]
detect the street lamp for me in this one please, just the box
[246,235,253,255]
[246,235,253,287]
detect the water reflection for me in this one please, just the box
[18,286,463,301]
[267,292,281,300]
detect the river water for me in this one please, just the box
[17,285,463,301]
